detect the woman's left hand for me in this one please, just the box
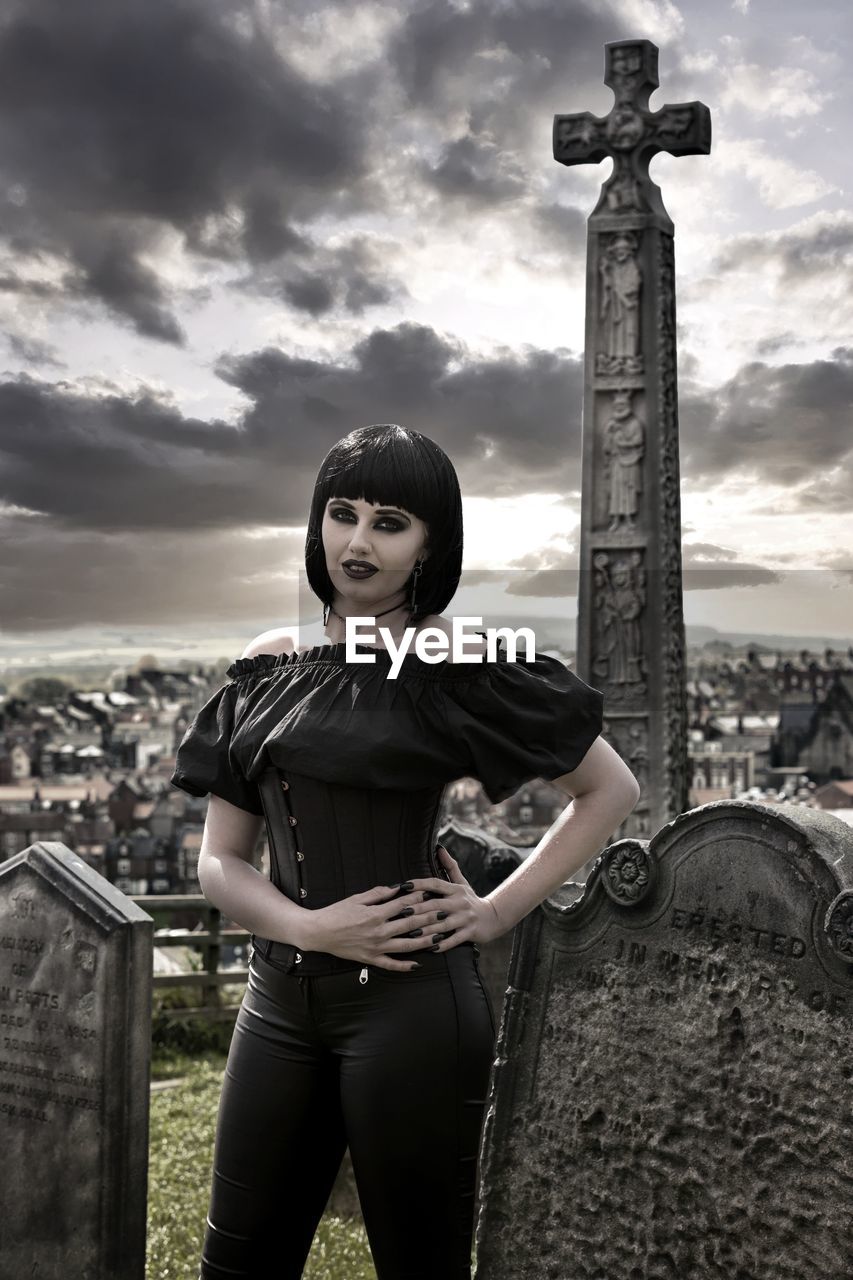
[408,845,503,950]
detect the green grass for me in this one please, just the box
[147,1047,479,1279]
[146,1050,378,1280]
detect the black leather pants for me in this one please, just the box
[199,941,497,1279]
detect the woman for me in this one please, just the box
[170,423,639,1279]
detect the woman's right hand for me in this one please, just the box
[303,883,441,971]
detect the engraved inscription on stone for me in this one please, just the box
[474,802,853,1280]
[0,842,153,1279]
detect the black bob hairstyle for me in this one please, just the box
[304,424,463,626]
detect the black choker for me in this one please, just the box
[330,602,410,624]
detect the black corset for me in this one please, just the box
[251,767,451,976]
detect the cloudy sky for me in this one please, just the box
[0,0,851,669]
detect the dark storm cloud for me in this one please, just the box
[0,320,588,628]
[6,321,849,556]
[235,233,407,318]
[0,0,375,340]
[0,0,619,343]
[504,545,787,602]
[712,217,853,284]
[282,273,336,316]
[679,350,853,499]
[389,0,615,131]
[4,333,64,368]
[215,322,585,494]
[530,201,587,256]
[383,0,694,256]
[0,376,267,532]
[0,0,612,345]
[753,332,803,358]
[420,133,527,205]
[0,506,304,632]
[0,322,584,537]
[77,227,185,343]
[681,543,781,592]
[6,326,852,631]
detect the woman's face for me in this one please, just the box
[322,494,430,609]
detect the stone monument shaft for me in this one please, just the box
[554,39,711,835]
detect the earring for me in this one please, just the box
[409,558,424,617]
[322,601,330,626]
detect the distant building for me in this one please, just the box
[771,672,853,784]
[814,779,853,810]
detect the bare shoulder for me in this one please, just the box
[239,627,300,660]
[424,615,489,655]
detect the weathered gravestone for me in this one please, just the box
[437,818,525,1012]
[473,801,853,1279]
[0,842,153,1279]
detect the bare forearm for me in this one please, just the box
[198,852,313,951]
[484,786,638,936]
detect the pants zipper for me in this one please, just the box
[359,967,369,984]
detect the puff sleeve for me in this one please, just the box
[169,680,264,816]
[446,654,604,805]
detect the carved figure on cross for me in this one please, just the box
[553,39,711,222]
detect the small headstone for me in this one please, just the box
[0,842,153,1279]
[474,801,853,1279]
[438,820,524,1018]
[438,821,525,900]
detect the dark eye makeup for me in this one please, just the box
[329,507,405,532]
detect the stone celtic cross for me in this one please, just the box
[553,40,711,836]
[554,40,711,227]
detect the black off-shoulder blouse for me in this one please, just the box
[169,636,605,814]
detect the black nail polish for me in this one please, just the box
[397,880,414,892]
[399,906,415,917]
[430,943,440,951]
[405,928,424,937]
[432,932,445,943]
[436,910,448,920]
